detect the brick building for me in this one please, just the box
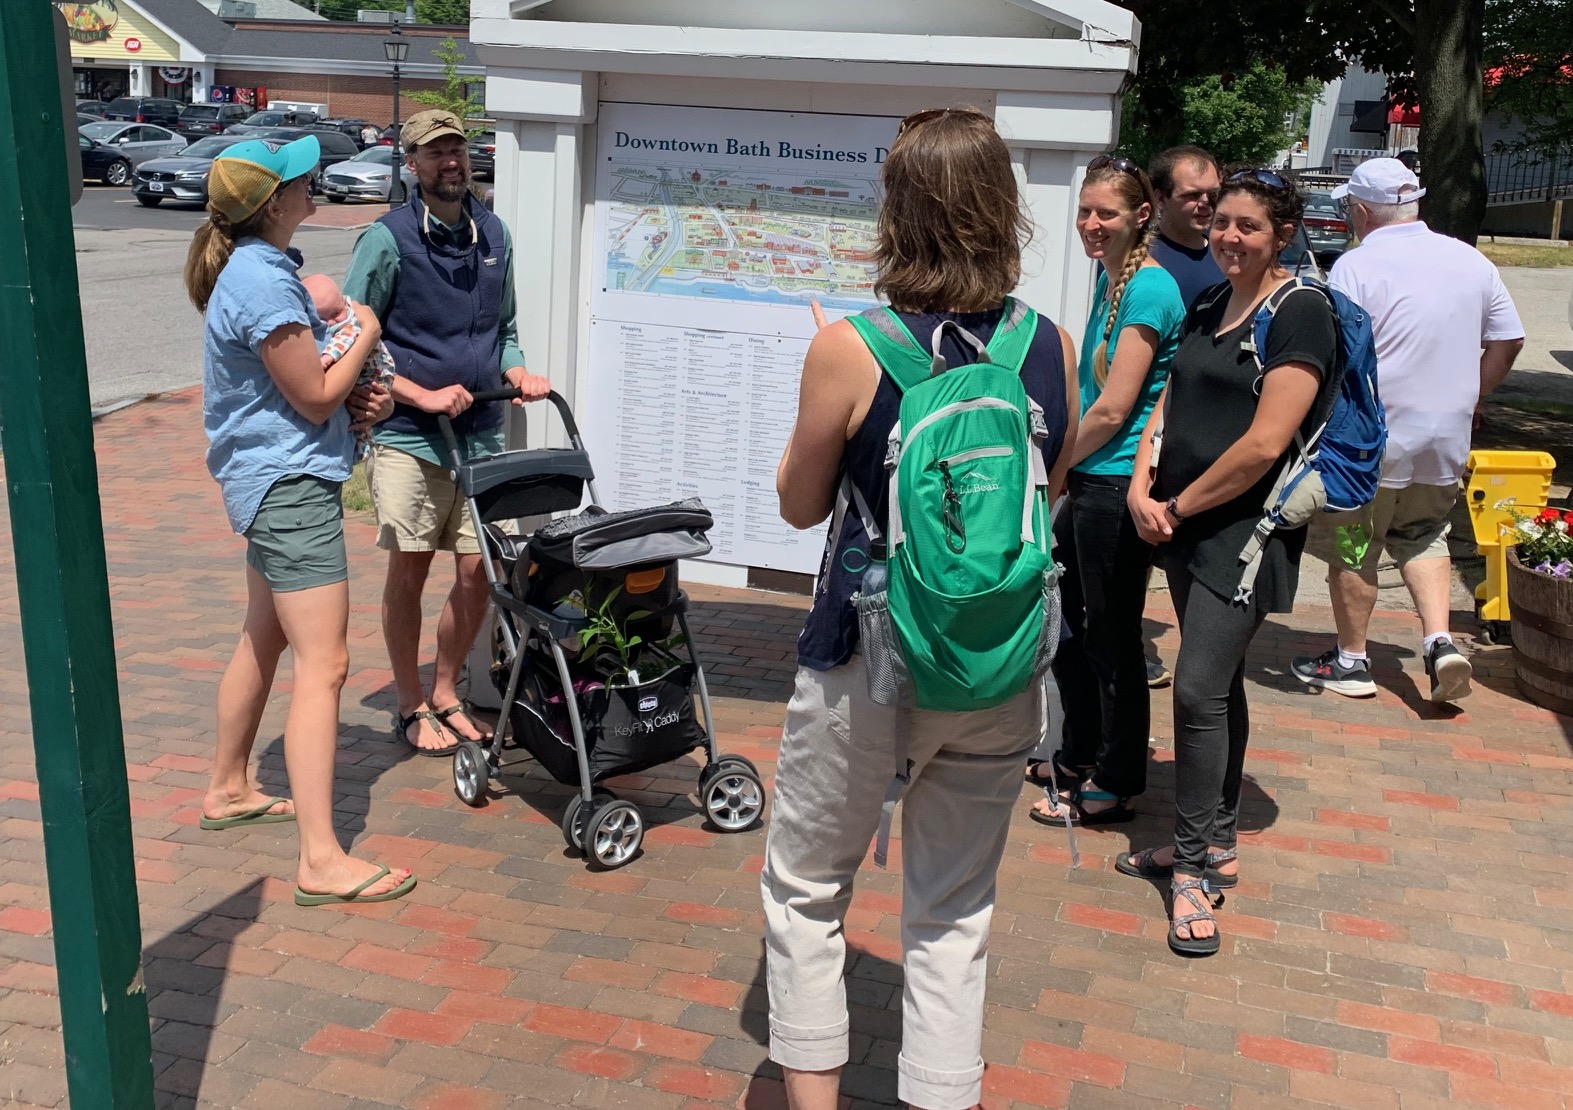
[66,0,478,125]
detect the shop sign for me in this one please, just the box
[56,1,119,45]
[125,36,141,52]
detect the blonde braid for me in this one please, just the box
[1092,227,1152,387]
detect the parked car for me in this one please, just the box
[76,100,108,118]
[130,135,253,207]
[225,109,318,135]
[178,103,254,138]
[77,121,187,181]
[468,130,495,180]
[77,112,103,127]
[249,126,364,186]
[319,145,417,203]
[78,133,135,186]
[1279,222,1325,281]
[100,96,184,127]
[317,117,381,148]
[1302,192,1353,268]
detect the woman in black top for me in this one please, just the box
[1118,169,1337,956]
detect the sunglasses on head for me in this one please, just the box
[896,107,991,136]
[1225,167,1293,192]
[1088,153,1141,177]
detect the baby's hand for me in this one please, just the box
[321,352,335,370]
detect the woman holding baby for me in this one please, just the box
[184,135,414,906]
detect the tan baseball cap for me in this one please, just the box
[401,108,467,149]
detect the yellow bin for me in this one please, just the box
[1462,449,1556,641]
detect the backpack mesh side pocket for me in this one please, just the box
[853,589,910,706]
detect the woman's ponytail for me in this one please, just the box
[184,212,238,312]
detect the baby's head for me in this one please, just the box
[302,273,349,324]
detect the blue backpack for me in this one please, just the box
[1209,277,1386,603]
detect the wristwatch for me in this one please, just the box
[1165,496,1186,522]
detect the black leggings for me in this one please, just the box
[1167,562,1267,876]
[1051,472,1155,797]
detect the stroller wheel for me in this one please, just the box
[586,799,644,870]
[453,741,489,806]
[711,754,759,779]
[561,787,616,851]
[702,765,765,833]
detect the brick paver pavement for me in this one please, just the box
[2,387,1572,1110]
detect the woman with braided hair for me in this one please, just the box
[1027,153,1185,829]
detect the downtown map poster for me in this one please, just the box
[584,103,900,573]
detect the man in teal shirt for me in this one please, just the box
[343,109,550,756]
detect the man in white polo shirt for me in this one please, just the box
[1292,158,1525,704]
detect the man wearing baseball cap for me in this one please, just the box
[1292,158,1525,704]
[343,109,551,756]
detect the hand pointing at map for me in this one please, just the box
[811,299,830,331]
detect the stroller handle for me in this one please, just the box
[435,388,587,472]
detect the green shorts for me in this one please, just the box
[244,474,348,593]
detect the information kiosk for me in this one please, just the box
[474,0,1138,586]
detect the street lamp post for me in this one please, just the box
[384,22,409,204]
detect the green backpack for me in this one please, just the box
[845,298,1058,713]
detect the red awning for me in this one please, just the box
[1387,103,1421,126]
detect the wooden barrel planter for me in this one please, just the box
[1507,549,1573,717]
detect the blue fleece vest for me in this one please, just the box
[377,189,507,437]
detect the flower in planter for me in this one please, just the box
[1498,498,1573,576]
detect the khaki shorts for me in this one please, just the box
[244,474,348,592]
[366,444,484,554]
[1308,483,1458,578]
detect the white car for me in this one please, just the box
[77,121,186,180]
[320,147,416,203]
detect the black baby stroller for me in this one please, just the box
[435,389,765,869]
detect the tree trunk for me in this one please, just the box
[1413,0,1486,243]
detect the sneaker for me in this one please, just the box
[1291,648,1377,698]
[1425,639,1472,703]
[1146,655,1172,688]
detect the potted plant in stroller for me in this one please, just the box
[1502,504,1573,716]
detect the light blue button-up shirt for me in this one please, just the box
[203,237,353,534]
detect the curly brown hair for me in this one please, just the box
[1215,164,1305,250]
[874,108,1032,314]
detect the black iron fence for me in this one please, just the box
[1486,151,1573,204]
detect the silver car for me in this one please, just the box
[320,146,416,203]
[77,121,186,179]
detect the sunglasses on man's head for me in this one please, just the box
[1225,167,1293,192]
[1088,154,1141,177]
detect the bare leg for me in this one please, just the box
[1399,556,1453,640]
[1327,563,1379,656]
[782,1067,841,1110]
[205,566,295,822]
[429,552,493,741]
[381,548,447,751]
[274,580,409,897]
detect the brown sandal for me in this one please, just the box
[397,709,457,757]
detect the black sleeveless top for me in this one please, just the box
[796,305,1069,671]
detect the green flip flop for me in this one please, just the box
[294,865,417,907]
[199,797,296,830]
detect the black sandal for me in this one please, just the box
[1116,845,1238,889]
[1168,877,1221,956]
[1024,751,1088,790]
[434,703,493,743]
[396,709,458,758]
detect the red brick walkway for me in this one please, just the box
[2,388,1571,1109]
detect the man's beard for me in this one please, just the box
[430,173,470,204]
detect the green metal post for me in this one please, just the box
[0,3,155,1106]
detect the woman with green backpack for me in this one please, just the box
[1027,155,1185,830]
[765,107,1079,1110]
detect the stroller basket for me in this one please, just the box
[500,648,704,785]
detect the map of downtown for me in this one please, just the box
[603,161,881,313]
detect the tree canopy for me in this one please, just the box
[406,36,484,129]
[1119,61,1321,169]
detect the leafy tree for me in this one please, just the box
[1484,0,1573,159]
[1111,0,1488,242]
[1120,61,1321,168]
[406,37,484,130]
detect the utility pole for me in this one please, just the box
[0,3,154,1106]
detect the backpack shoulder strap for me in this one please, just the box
[983,297,1040,371]
[1245,277,1327,367]
[846,307,932,394]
